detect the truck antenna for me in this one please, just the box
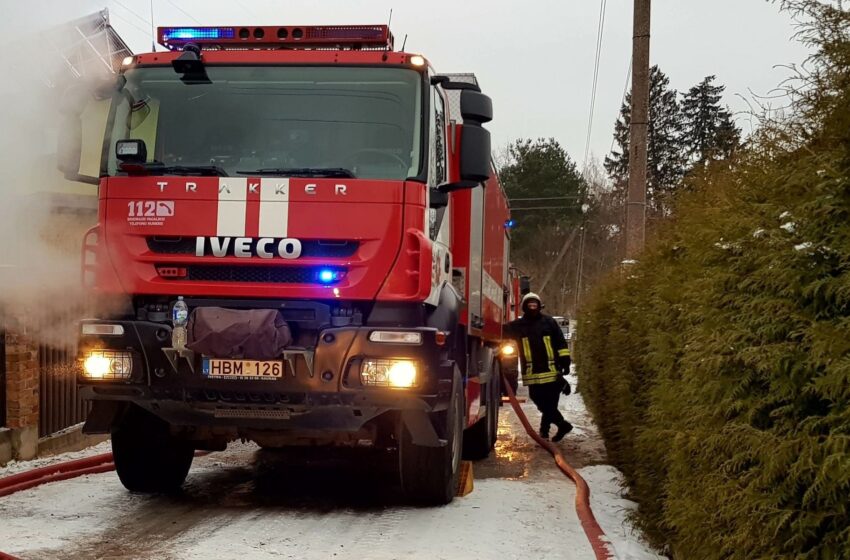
[382,8,394,60]
[401,34,408,52]
[149,0,156,52]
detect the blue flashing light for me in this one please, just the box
[162,27,235,41]
[504,219,517,229]
[317,269,339,284]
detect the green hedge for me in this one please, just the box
[575,4,850,558]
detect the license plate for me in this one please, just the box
[202,358,284,381]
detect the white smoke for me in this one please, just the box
[0,2,121,348]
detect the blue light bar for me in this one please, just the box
[161,27,235,42]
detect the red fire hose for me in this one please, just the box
[0,453,116,560]
[501,372,615,560]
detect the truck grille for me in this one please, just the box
[147,237,359,258]
[177,265,337,284]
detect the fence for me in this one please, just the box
[1,328,6,428]
[38,341,89,438]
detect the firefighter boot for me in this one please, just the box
[552,421,573,443]
[539,420,550,440]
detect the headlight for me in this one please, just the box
[361,359,418,388]
[82,350,133,380]
[500,342,516,356]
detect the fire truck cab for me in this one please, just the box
[59,25,511,505]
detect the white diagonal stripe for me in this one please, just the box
[259,178,289,238]
[217,178,247,237]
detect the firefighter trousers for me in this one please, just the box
[528,380,568,435]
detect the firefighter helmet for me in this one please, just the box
[521,292,543,311]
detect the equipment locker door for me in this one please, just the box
[468,185,485,331]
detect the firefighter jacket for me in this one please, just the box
[505,314,571,385]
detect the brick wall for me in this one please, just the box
[4,330,39,430]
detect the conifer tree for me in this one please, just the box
[680,75,741,166]
[604,66,685,216]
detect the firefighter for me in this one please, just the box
[506,293,573,441]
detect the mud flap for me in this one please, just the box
[401,409,443,447]
[82,401,128,434]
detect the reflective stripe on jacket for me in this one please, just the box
[507,314,570,385]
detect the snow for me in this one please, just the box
[581,466,666,560]
[780,221,796,233]
[0,376,666,560]
[0,440,111,477]
[794,242,813,251]
[170,478,592,560]
[779,211,792,220]
[752,228,766,238]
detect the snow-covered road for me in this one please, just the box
[0,379,664,560]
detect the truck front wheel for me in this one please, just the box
[111,404,194,493]
[399,371,463,505]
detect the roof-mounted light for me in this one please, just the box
[161,27,236,42]
[157,25,394,51]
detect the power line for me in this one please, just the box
[163,0,201,24]
[582,0,608,171]
[609,57,633,157]
[233,0,259,17]
[110,0,151,26]
[109,10,155,39]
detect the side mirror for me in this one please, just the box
[460,89,493,125]
[459,124,491,183]
[435,85,494,191]
[116,139,148,164]
[459,89,493,184]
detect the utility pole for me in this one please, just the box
[537,228,580,294]
[625,0,651,260]
[573,225,587,312]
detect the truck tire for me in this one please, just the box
[399,371,463,505]
[488,361,501,448]
[463,362,500,460]
[111,404,194,493]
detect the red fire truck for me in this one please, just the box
[59,24,511,505]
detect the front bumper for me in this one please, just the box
[78,320,454,434]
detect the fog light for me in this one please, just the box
[361,359,418,388]
[500,342,516,356]
[82,350,133,380]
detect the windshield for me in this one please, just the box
[105,66,423,179]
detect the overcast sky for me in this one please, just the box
[19,0,814,169]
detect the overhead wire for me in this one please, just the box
[110,0,152,27]
[232,0,259,17]
[163,0,201,24]
[582,0,608,172]
[609,57,634,157]
[109,10,156,40]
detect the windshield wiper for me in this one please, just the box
[120,162,228,177]
[237,167,356,178]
